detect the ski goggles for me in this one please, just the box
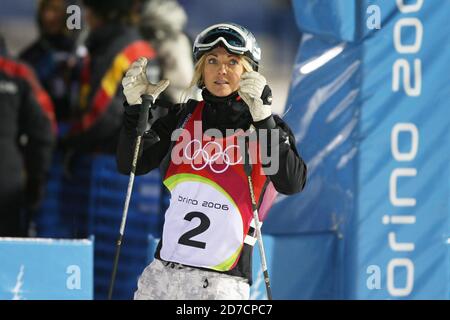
[193,23,261,67]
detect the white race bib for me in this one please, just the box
[161,175,244,271]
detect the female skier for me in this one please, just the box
[117,22,307,299]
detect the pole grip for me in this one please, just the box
[136,95,153,136]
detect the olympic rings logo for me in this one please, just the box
[183,139,242,173]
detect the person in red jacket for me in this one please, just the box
[0,35,56,236]
[53,0,161,299]
[117,23,307,299]
[61,0,159,155]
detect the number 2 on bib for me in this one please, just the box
[178,211,210,249]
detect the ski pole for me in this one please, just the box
[243,138,273,300]
[108,95,154,300]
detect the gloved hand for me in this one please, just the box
[238,71,272,122]
[122,57,170,105]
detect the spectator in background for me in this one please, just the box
[51,1,161,298]
[20,0,79,125]
[138,0,196,107]
[0,34,56,236]
[45,0,158,231]
[60,0,159,155]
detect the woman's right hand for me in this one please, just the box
[122,57,170,105]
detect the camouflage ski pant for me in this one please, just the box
[134,259,250,300]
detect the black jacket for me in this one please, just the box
[116,89,307,283]
[0,55,55,205]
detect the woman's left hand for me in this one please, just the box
[238,71,272,122]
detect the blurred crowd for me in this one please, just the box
[0,0,195,237]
